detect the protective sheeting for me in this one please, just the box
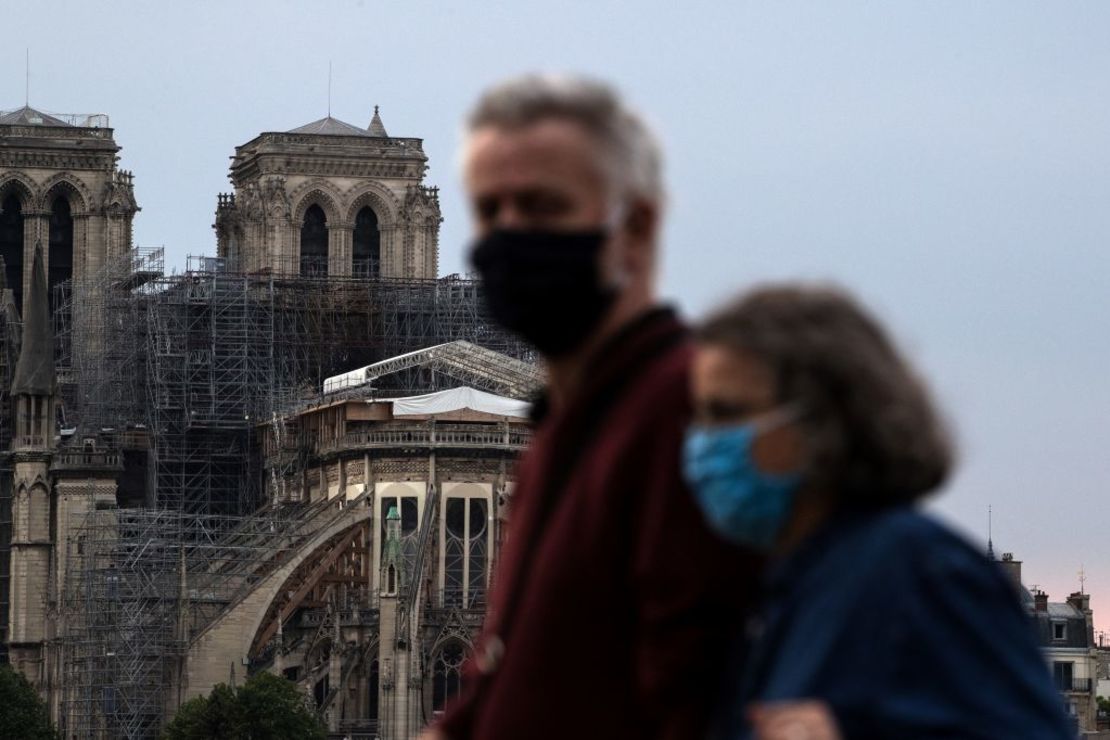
[391,386,531,418]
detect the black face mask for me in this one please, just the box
[470,228,617,358]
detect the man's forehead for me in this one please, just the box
[465,119,606,186]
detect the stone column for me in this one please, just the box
[328,221,353,278]
[83,214,106,279]
[72,214,90,286]
[280,221,297,276]
[379,225,401,279]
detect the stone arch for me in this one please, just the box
[0,177,33,307]
[252,509,373,652]
[43,181,80,297]
[186,505,386,700]
[0,173,38,208]
[24,481,51,542]
[343,183,399,226]
[428,626,475,658]
[290,180,344,225]
[38,173,90,215]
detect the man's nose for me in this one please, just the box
[491,203,528,231]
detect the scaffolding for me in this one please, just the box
[60,501,355,739]
[139,261,529,515]
[51,247,532,737]
[0,295,17,664]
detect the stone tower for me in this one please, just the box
[214,106,441,279]
[7,245,55,688]
[0,106,139,314]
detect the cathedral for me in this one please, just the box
[0,103,534,739]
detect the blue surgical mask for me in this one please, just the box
[682,408,804,551]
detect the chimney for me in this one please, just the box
[1067,592,1095,647]
[1067,591,1090,613]
[1034,591,1049,613]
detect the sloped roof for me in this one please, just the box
[1046,602,1083,619]
[0,105,72,127]
[287,116,373,137]
[323,340,541,400]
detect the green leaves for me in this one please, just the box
[0,664,60,740]
[162,672,326,740]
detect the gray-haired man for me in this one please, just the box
[425,74,761,740]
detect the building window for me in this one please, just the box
[444,498,465,608]
[300,204,328,277]
[467,498,488,608]
[1053,621,1067,641]
[367,658,379,722]
[352,207,380,278]
[48,196,73,307]
[0,193,23,311]
[442,496,489,609]
[1053,661,1074,692]
[432,643,465,714]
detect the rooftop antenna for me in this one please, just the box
[1079,565,1087,595]
[327,61,332,118]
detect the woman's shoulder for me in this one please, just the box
[853,507,977,554]
[847,508,1008,590]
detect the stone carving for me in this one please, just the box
[262,176,291,220]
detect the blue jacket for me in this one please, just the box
[720,507,1074,739]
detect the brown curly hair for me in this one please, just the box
[696,284,954,506]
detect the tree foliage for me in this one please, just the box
[162,671,326,740]
[0,663,60,740]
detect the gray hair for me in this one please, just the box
[466,73,664,203]
[697,284,954,507]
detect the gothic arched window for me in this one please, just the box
[443,496,489,609]
[444,498,465,608]
[0,194,24,310]
[353,206,380,278]
[432,643,465,715]
[367,658,379,722]
[467,498,488,608]
[300,204,328,277]
[49,196,74,309]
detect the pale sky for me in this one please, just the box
[6,2,1109,631]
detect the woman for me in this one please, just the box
[684,285,1072,740]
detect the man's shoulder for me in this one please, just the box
[595,338,694,448]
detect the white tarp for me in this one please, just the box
[391,386,530,418]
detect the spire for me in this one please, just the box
[368,105,388,137]
[11,243,55,396]
[986,505,994,560]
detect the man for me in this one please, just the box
[427,74,761,739]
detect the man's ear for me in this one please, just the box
[620,198,659,277]
[624,198,657,244]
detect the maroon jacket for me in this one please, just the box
[438,308,761,739]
